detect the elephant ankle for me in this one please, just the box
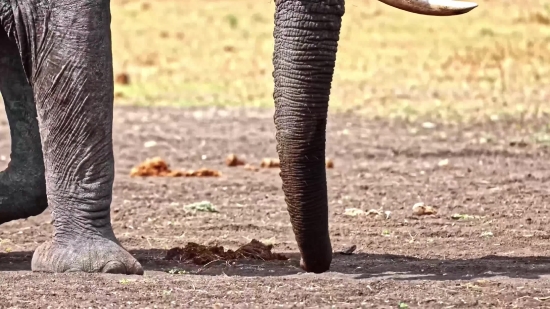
[47,200,116,244]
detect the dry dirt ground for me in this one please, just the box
[2,105,550,308]
[2,1,550,307]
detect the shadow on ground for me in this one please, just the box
[2,250,550,281]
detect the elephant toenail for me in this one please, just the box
[102,261,127,274]
[133,261,144,275]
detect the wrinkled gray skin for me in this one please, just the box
[0,0,142,274]
[0,0,470,274]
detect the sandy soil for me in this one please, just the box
[2,106,550,308]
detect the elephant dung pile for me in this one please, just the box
[165,239,288,265]
[131,155,333,178]
[225,154,246,167]
[260,158,280,168]
[130,157,221,177]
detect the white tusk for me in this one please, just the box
[378,0,478,16]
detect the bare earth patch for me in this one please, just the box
[2,0,550,307]
[1,106,550,307]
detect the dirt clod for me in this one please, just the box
[244,164,259,171]
[326,158,334,168]
[115,73,130,85]
[412,202,438,216]
[140,2,150,10]
[165,239,288,265]
[339,245,357,255]
[226,154,245,167]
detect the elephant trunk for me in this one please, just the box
[272,0,344,273]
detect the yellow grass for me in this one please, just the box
[109,0,550,122]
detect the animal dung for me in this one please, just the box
[130,157,175,177]
[260,158,280,168]
[165,239,288,265]
[185,168,221,177]
[225,154,245,167]
[130,157,220,177]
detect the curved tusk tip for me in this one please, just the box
[378,0,479,16]
[458,1,478,11]
[445,1,479,15]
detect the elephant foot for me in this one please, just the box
[31,236,144,274]
[0,167,48,224]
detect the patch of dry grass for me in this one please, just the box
[109,0,550,123]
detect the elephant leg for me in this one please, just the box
[272,0,344,273]
[0,26,47,224]
[2,0,142,274]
